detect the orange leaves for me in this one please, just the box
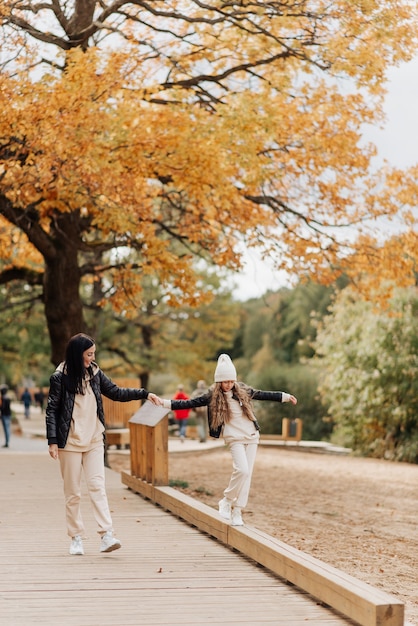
[349,233,417,296]
[317,0,418,89]
[1,0,418,318]
[0,215,43,268]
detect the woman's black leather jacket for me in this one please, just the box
[46,364,150,448]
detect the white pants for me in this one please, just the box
[59,445,113,538]
[223,442,258,509]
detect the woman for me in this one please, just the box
[46,333,161,555]
[163,354,297,526]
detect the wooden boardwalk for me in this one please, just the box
[0,451,359,626]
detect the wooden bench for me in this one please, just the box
[261,417,303,442]
[106,428,130,449]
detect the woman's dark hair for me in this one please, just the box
[64,333,95,394]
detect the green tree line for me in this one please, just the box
[3,276,416,462]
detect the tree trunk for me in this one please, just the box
[43,223,86,366]
[139,324,153,390]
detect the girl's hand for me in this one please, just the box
[49,444,59,460]
[148,393,163,406]
[288,395,297,405]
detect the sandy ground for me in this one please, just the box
[109,445,418,626]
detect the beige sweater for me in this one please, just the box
[65,367,104,452]
[222,390,260,445]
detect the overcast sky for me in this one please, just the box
[230,54,418,300]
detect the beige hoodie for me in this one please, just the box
[58,363,105,452]
[222,390,260,445]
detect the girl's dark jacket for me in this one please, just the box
[170,383,287,439]
[46,363,150,448]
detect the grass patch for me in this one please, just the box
[194,486,213,496]
[169,478,189,489]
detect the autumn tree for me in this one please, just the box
[84,270,241,388]
[1,1,418,364]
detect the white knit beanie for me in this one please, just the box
[214,354,237,382]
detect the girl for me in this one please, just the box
[163,354,297,526]
[46,333,161,555]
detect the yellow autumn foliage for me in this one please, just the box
[0,0,417,334]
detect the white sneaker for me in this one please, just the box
[218,498,232,520]
[69,535,84,555]
[231,508,244,526]
[100,530,121,553]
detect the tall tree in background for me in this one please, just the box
[0,1,417,364]
[314,287,418,461]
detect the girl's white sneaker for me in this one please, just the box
[218,498,232,520]
[231,508,244,526]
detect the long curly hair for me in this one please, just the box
[209,382,256,430]
[64,333,95,394]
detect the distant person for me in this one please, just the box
[21,388,32,419]
[45,332,162,556]
[1,385,12,448]
[162,354,297,526]
[190,379,209,443]
[172,384,190,442]
[34,388,45,412]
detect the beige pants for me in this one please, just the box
[223,442,258,509]
[59,444,113,538]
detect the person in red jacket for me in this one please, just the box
[172,384,190,442]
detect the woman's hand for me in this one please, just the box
[288,395,297,405]
[49,444,59,460]
[147,393,163,406]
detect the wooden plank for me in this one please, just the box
[139,423,147,478]
[122,474,229,544]
[121,472,403,626]
[129,421,140,476]
[146,425,154,482]
[229,527,404,626]
[122,468,155,500]
[0,453,356,626]
[152,417,168,485]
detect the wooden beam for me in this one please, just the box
[229,527,403,626]
[121,472,404,626]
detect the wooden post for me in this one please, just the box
[282,417,289,440]
[294,418,303,441]
[281,417,302,442]
[129,402,170,486]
